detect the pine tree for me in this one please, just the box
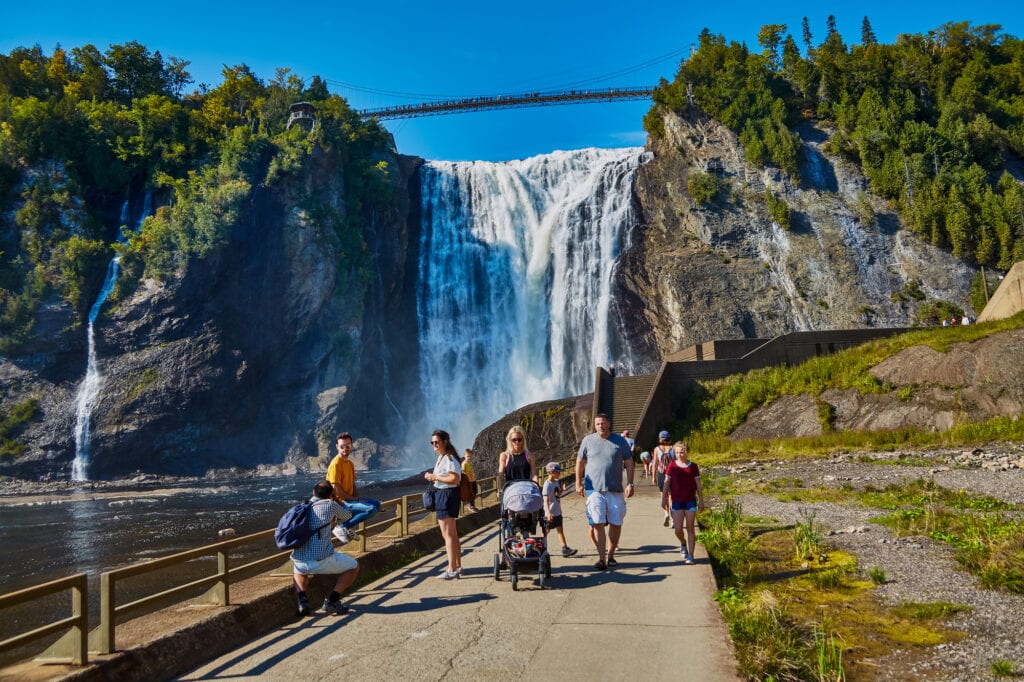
[861,17,877,46]
[802,16,813,55]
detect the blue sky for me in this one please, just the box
[3,1,1023,161]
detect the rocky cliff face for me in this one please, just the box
[0,147,425,478]
[619,107,975,370]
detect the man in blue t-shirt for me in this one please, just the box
[576,413,635,571]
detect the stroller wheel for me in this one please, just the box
[511,572,518,591]
[493,553,501,580]
[543,556,552,579]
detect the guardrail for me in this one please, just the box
[0,574,88,665]
[0,461,573,667]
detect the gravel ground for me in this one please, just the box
[714,445,1024,682]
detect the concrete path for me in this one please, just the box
[178,482,740,681]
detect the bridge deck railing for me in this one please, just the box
[0,461,573,667]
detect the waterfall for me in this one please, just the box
[71,192,151,481]
[416,148,645,448]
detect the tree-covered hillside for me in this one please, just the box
[0,42,392,352]
[647,19,1024,270]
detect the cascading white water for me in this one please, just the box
[416,148,645,449]
[71,193,151,481]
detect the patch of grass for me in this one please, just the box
[0,397,38,458]
[991,659,1019,677]
[792,509,824,562]
[867,566,887,584]
[872,502,1024,594]
[890,601,972,620]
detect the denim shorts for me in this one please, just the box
[434,487,461,520]
[672,500,698,512]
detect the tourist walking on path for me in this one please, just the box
[576,413,635,570]
[542,462,578,557]
[326,432,381,544]
[661,441,704,564]
[652,430,674,522]
[498,424,537,487]
[462,448,478,512]
[426,429,463,580]
[291,481,359,616]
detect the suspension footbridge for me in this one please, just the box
[357,86,654,120]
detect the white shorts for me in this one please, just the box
[292,550,358,575]
[585,491,626,526]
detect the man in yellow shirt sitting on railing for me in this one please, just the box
[327,432,382,544]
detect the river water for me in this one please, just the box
[0,470,422,662]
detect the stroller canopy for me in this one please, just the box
[502,480,543,514]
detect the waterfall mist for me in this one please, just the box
[414,148,646,452]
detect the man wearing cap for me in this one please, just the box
[542,461,577,557]
[653,430,674,525]
[576,413,635,570]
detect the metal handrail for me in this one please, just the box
[0,573,88,665]
[2,459,575,665]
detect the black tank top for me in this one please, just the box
[504,452,532,482]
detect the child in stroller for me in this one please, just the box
[493,479,551,590]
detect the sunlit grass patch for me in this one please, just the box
[890,602,973,620]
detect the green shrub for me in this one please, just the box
[688,171,721,204]
[764,190,791,229]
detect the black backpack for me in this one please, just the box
[274,499,331,550]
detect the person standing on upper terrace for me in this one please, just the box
[576,413,635,571]
[326,432,381,545]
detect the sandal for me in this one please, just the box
[594,559,607,571]
[606,557,618,567]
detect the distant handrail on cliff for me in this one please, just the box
[358,87,654,120]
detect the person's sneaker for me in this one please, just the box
[606,556,618,567]
[320,599,349,615]
[332,526,351,544]
[680,546,688,556]
[593,559,607,571]
[436,570,460,580]
[467,505,478,512]
[663,514,670,527]
[297,595,310,617]
[562,546,578,557]
[684,555,695,565]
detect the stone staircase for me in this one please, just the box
[604,374,658,434]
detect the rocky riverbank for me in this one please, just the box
[712,444,1024,681]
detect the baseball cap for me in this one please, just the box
[658,430,671,440]
[545,462,562,473]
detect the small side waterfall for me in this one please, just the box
[416,148,645,448]
[71,193,151,481]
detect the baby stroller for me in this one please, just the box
[493,480,551,590]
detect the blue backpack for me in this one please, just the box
[274,500,331,550]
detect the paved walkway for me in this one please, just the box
[178,482,740,681]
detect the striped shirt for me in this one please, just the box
[290,498,353,563]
